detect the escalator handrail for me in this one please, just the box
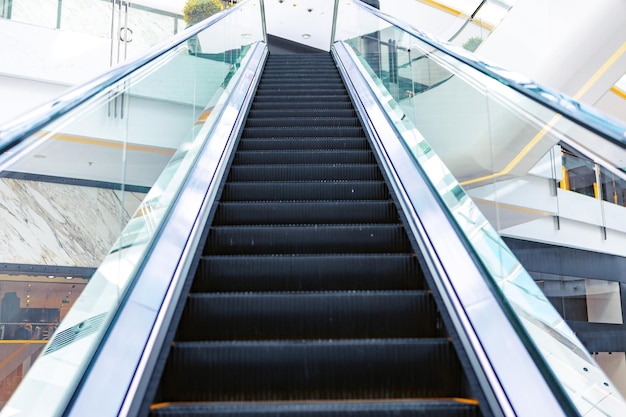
[332,39,615,417]
[352,0,626,148]
[61,41,268,417]
[0,0,252,153]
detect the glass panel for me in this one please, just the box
[334,1,626,414]
[0,2,264,414]
[3,0,183,47]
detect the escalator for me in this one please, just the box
[148,52,486,417]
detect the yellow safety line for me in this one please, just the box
[573,42,626,100]
[460,115,560,186]
[47,132,175,155]
[460,42,626,187]
[0,340,48,344]
[150,397,480,410]
[415,0,494,31]
[472,197,552,214]
[611,85,626,100]
[0,342,46,371]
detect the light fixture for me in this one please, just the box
[302,34,311,39]
[65,276,73,280]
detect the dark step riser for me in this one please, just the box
[247,110,356,118]
[245,118,362,129]
[204,225,412,255]
[161,340,462,401]
[220,181,389,202]
[213,202,397,225]
[253,96,352,104]
[241,127,364,139]
[237,138,369,151]
[251,102,354,111]
[193,254,424,292]
[151,401,479,417]
[227,165,380,181]
[178,292,437,341]
[232,151,375,165]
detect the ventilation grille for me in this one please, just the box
[44,313,108,355]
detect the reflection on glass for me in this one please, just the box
[0,2,264,413]
[536,276,623,325]
[335,1,626,414]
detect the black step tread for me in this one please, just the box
[213,201,397,225]
[205,224,412,255]
[251,101,355,111]
[177,291,437,341]
[150,399,480,416]
[258,78,343,86]
[245,117,362,128]
[237,137,368,151]
[252,95,352,104]
[193,254,424,292]
[232,150,375,165]
[227,164,380,181]
[159,339,462,402]
[220,181,389,201]
[241,126,364,138]
[248,109,356,118]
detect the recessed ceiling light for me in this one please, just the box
[302,34,311,39]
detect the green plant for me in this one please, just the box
[183,0,224,26]
[462,36,483,52]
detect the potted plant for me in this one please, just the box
[183,0,225,26]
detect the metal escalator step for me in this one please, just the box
[242,126,364,138]
[237,137,369,151]
[150,399,480,417]
[213,201,397,225]
[204,224,412,255]
[177,291,437,341]
[258,77,343,86]
[245,117,362,128]
[193,254,424,292]
[160,339,461,402]
[221,180,388,201]
[253,95,352,104]
[251,101,355,111]
[247,109,356,118]
[227,164,380,181]
[232,150,375,165]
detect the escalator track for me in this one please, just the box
[148,52,485,417]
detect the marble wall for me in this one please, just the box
[0,178,145,268]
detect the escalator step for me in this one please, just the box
[159,339,461,402]
[177,291,437,341]
[242,126,364,138]
[251,101,355,111]
[150,400,479,417]
[205,224,412,255]
[232,150,375,165]
[213,201,397,225]
[227,164,380,181]
[220,181,389,201]
[247,109,356,118]
[252,95,352,104]
[193,254,424,292]
[245,117,362,128]
[237,137,369,151]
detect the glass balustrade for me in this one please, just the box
[334,0,626,414]
[0,2,264,414]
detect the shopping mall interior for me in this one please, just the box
[0,1,625,416]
